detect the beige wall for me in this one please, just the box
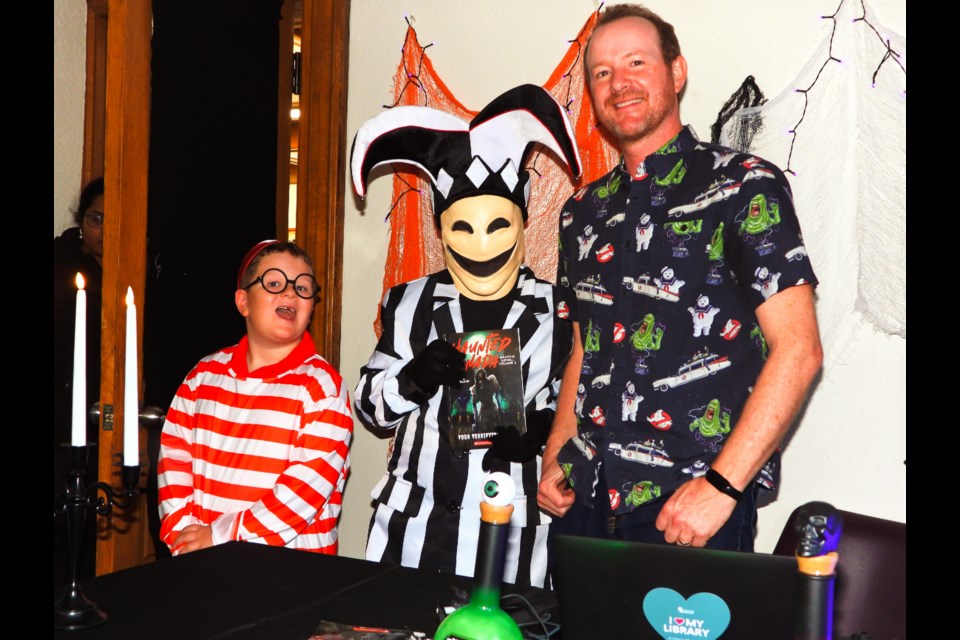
[54,0,88,234]
[340,0,907,559]
[53,0,907,560]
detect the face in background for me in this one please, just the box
[586,16,687,147]
[80,194,105,264]
[440,194,525,301]
[235,251,316,351]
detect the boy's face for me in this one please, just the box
[235,252,315,350]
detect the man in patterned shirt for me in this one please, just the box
[157,240,353,555]
[537,4,823,555]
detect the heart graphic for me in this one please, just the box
[643,587,731,639]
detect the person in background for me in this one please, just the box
[157,240,353,555]
[53,176,104,583]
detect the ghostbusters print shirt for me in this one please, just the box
[556,126,817,515]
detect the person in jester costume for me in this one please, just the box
[352,84,580,588]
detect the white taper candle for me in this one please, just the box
[123,287,139,467]
[71,274,87,447]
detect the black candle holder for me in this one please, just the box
[53,444,141,630]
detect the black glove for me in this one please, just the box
[405,339,466,396]
[482,409,554,471]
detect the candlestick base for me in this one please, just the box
[54,585,108,630]
[54,445,142,631]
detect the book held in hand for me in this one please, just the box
[445,328,526,451]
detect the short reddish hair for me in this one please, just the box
[584,3,683,74]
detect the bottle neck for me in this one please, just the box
[470,520,508,608]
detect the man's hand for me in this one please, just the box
[172,524,214,556]
[537,451,576,517]
[656,284,823,547]
[537,321,582,517]
[655,477,737,547]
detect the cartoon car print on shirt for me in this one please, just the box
[743,166,776,182]
[574,276,614,305]
[652,349,732,391]
[605,212,626,227]
[667,178,742,218]
[785,245,808,262]
[571,432,598,460]
[623,274,681,302]
[592,362,614,389]
[608,439,675,467]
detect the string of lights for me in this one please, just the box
[384,166,421,222]
[383,16,434,109]
[852,0,905,85]
[785,0,905,175]
[529,4,602,183]
[556,3,600,114]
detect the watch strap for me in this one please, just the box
[705,468,744,502]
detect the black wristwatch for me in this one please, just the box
[705,468,744,502]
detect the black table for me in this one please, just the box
[53,542,557,639]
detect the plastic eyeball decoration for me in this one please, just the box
[482,472,516,506]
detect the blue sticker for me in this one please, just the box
[642,587,731,639]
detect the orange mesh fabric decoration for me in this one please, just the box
[374,11,618,336]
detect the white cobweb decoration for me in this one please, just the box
[720,0,905,367]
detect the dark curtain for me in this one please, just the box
[143,0,285,558]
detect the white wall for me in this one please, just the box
[341,0,906,559]
[52,0,906,561]
[53,0,88,235]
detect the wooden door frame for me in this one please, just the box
[82,0,349,574]
[84,0,152,576]
[296,0,349,370]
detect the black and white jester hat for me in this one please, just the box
[350,84,582,223]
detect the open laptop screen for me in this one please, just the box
[555,535,799,640]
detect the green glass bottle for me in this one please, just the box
[434,473,523,640]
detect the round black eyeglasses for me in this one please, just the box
[84,212,104,229]
[243,268,319,299]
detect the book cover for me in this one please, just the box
[445,328,526,450]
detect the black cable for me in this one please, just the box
[500,593,561,639]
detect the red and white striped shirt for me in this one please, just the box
[158,332,353,554]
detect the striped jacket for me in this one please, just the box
[355,267,572,588]
[158,332,353,554]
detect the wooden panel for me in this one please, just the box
[82,0,108,184]
[276,0,295,241]
[296,0,349,369]
[96,0,152,576]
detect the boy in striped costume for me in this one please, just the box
[157,240,353,555]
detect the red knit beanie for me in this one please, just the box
[237,239,281,289]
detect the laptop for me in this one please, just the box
[555,535,799,639]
